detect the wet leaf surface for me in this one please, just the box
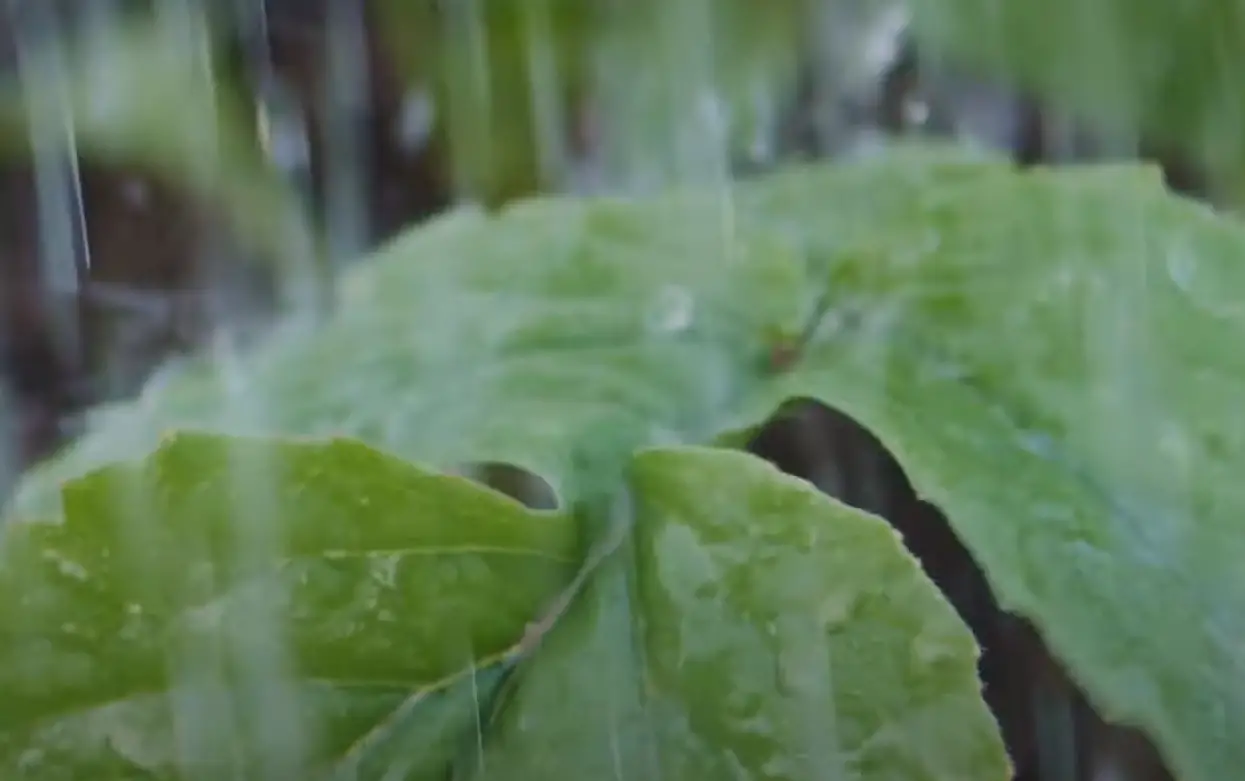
[8,147,1245,780]
[478,446,1008,780]
[9,188,812,513]
[0,433,578,778]
[736,160,1245,781]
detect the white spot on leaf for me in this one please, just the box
[647,285,695,335]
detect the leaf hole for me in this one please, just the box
[453,461,559,511]
[744,397,1175,781]
[746,398,996,626]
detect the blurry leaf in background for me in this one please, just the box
[907,0,1245,193]
[583,0,812,188]
[0,432,578,778]
[0,10,331,317]
[374,0,813,202]
[478,446,1009,781]
[374,0,595,204]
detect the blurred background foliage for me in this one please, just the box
[908,0,1245,198]
[378,0,815,199]
[0,1,1233,779]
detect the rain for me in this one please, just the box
[0,1,1223,780]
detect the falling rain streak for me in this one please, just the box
[10,0,89,375]
[323,0,370,264]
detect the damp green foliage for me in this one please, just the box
[8,146,1245,780]
[735,160,1245,781]
[476,447,1009,781]
[908,0,1245,183]
[629,448,1006,780]
[0,433,577,779]
[7,184,815,517]
[374,0,811,201]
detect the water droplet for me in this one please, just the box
[16,748,45,772]
[744,81,776,165]
[1018,429,1057,458]
[1166,240,1245,318]
[902,97,930,126]
[120,177,151,208]
[655,523,718,603]
[42,549,88,581]
[395,87,437,153]
[927,359,968,381]
[776,627,828,692]
[256,87,311,176]
[817,589,858,629]
[1157,423,1192,464]
[647,285,695,334]
[911,626,959,668]
[695,89,730,140]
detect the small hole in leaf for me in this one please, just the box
[455,461,559,511]
[744,398,1175,781]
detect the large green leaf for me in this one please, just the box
[476,446,1008,780]
[7,143,1006,520]
[0,432,578,778]
[735,161,1245,781]
[8,147,1245,779]
[7,182,817,515]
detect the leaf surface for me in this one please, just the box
[8,146,1006,518]
[0,433,578,778]
[477,446,1009,780]
[737,162,1245,781]
[8,187,814,515]
[9,147,1245,779]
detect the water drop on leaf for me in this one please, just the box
[817,589,859,630]
[647,284,695,335]
[1165,240,1245,318]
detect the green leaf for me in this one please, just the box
[7,143,1007,521]
[7,187,815,517]
[10,145,1245,779]
[738,163,1245,781]
[477,446,1009,780]
[0,432,578,778]
[907,0,1245,181]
